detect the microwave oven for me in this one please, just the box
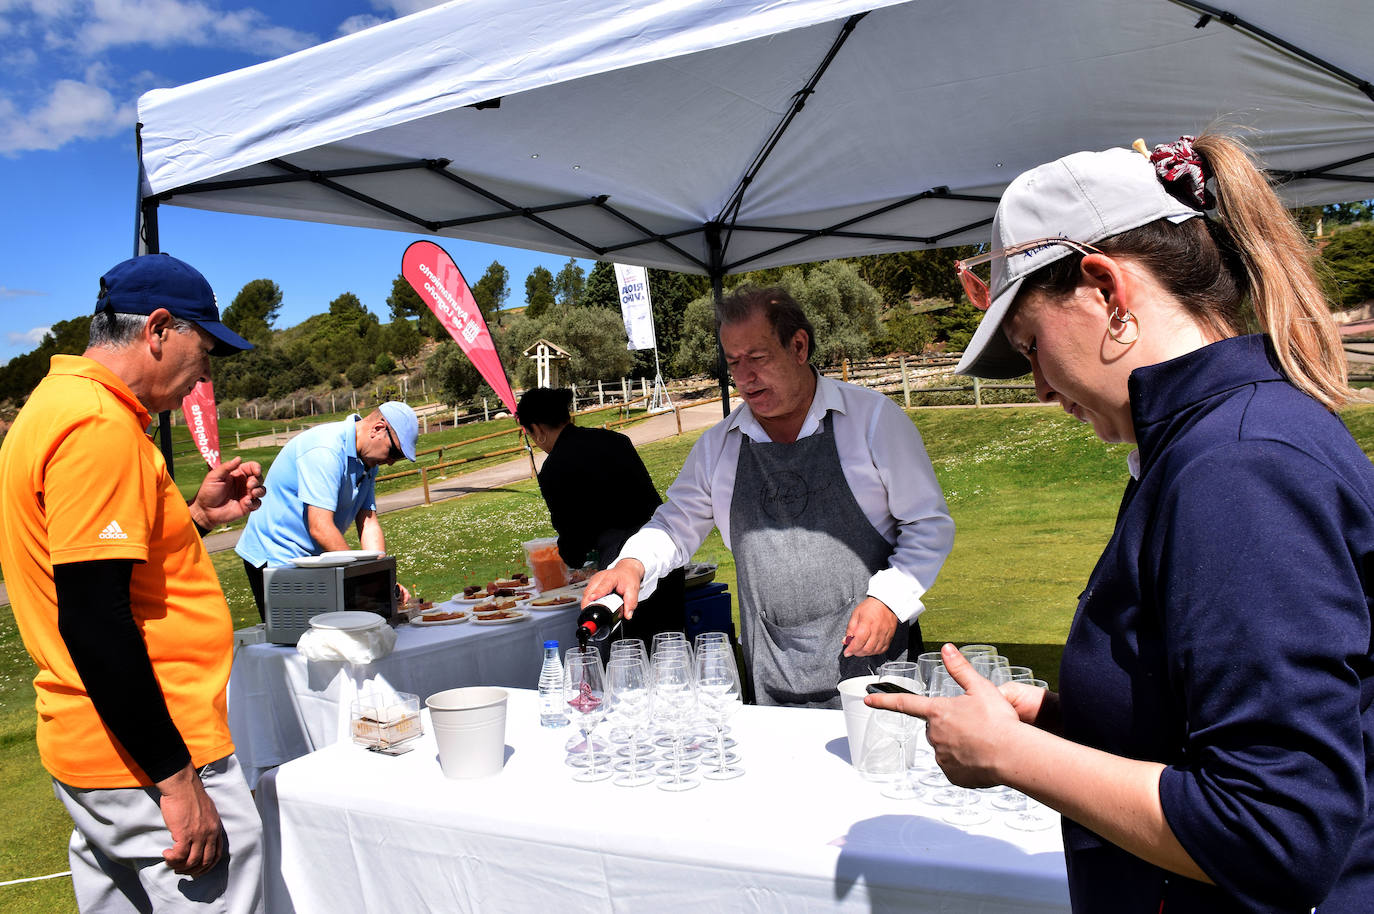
[263,556,398,645]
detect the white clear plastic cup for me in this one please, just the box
[426,687,508,778]
[837,675,881,771]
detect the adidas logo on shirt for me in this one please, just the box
[98,520,128,540]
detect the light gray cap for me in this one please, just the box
[955,146,1201,379]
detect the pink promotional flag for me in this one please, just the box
[181,380,221,468]
[401,240,517,413]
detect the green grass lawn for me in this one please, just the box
[3,403,1372,912]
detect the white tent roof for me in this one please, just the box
[137,0,1374,276]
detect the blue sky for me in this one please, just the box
[0,0,591,366]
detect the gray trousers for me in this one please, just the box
[53,755,264,914]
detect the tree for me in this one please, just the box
[582,261,618,310]
[427,341,490,405]
[1324,200,1374,227]
[786,260,880,364]
[846,248,974,305]
[553,258,586,308]
[1321,223,1374,308]
[471,260,510,323]
[539,306,634,383]
[672,292,720,377]
[0,314,92,403]
[671,261,882,374]
[384,317,422,366]
[932,297,985,351]
[221,278,282,345]
[645,269,708,377]
[878,303,937,355]
[525,265,555,318]
[581,262,706,378]
[387,273,442,339]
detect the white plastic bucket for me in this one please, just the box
[426,687,509,778]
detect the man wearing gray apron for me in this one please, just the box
[731,413,911,706]
[585,286,954,709]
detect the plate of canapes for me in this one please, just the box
[412,608,470,626]
[527,593,579,610]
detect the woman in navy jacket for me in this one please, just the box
[868,134,1374,912]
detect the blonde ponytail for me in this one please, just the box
[1194,134,1349,411]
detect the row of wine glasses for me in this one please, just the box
[868,644,1054,830]
[562,632,745,790]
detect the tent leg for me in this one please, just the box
[707,223,730,419]
[135,123,177,478]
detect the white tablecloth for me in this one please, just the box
[228,604,580,787]
[257,689,1070,913]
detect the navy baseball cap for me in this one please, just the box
[96,254,253,356]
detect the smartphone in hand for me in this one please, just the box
[866,681,921,696]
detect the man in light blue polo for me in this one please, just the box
[236,401,418,617]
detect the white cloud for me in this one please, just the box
[0,287,45,298]
[2,46,38,69]
[0,77,132,153]
[6,325,52,348]
[337,13,386,36]
[74,0,317,55]
[372,0,448,16]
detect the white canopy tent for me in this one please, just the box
[135,0,1374,427]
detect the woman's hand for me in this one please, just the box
[864,643,1022,787]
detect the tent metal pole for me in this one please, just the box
[135,124,177,477]
[707,222,730,420]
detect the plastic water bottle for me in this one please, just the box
[538,640,569,728]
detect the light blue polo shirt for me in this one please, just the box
[235,415,377,567]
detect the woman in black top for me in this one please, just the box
[517,387,684,640]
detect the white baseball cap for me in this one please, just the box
[955,146,1201,379]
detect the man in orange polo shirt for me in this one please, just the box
[0,254,267,913]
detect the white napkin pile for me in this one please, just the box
[297,622,397,663]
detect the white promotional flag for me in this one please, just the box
[614,263,656,351]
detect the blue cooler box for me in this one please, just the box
[684,581,733,641]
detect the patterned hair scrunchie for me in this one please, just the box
[1147,135,1212,209]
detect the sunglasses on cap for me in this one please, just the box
[954,237,1104,311]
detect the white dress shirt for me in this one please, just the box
[619,374,954,622]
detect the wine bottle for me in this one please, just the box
[576,593,625,647]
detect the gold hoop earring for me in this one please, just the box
[1107,306,1139,345]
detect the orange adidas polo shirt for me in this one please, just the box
[0,355,234,787]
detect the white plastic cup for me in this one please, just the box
[837,675,881,770]
[426,687,509,778]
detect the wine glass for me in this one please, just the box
[693,631,728,653]
[651,655,698,791]
[694,644,743,779]
[652,643,699,756]
[874,660,923,800]
[563,645,611,763]
[651,630,687,656]
[610,638,649,666]
[607,639,650,745]
[917,666,956,788]
[605,656,655,787]
[564,649,611,782]
[971,654,1010,683]
[993,677,1056,830]
[959,643,997,659]
[930,675,990,824]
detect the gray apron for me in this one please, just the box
[730,413,910,708]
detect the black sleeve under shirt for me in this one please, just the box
[53,559,191,783]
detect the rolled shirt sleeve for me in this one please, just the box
[859,394,954,622]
